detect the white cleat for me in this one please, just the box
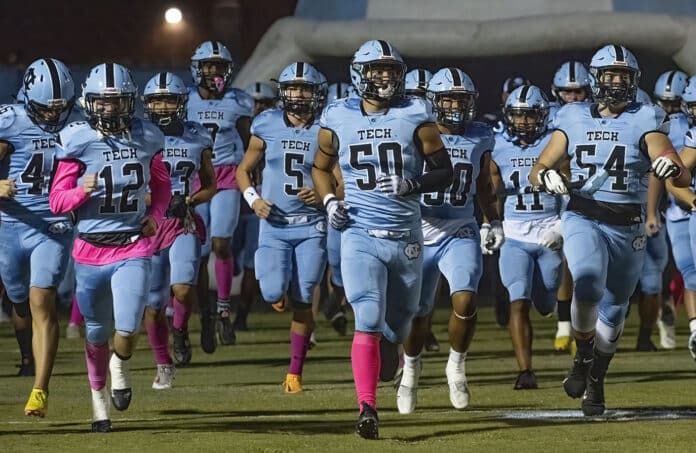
[66,323,81,339]
[447,380,471,409]
[657,305,677,350]
[109,354,132,411]
[396,358,421,415]
[152,364,176,390]
[91,387,110,421]
[688,331,696,361]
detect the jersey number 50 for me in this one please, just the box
[349,142,403,190]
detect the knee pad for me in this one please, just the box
[260,283,285,305]
[352,301,383,333]
[86,324,111,345]
[595,319,624,354]
[639,273,662,296]
[115,329,136,338]
[573,274,604,303]
[13,301,30,318]
[571,298,598,333]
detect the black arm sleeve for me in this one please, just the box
[409,147,453,194]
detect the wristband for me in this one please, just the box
[243,187,261,208]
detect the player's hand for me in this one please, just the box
[376,173,416,197]
[83,173,98,194]
[325,195,350,230]
[539,169,568,195]
[645,214,661,237]
[480,220,504,255]
[539,222,563,250]
[651,156,681,181]
[140,215,158,237]
[298,187,319,206]
[0,178,17,198]
[252,198,273,219]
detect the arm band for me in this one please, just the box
[410,147,453,194]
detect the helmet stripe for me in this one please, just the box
[417,69,426,86]
[519,85,531,103]
[377,40,392,57]
[159,72,168,90]
[212,41,220,55]
[666,71,676,93]
[568,61,576,83]
[449,68,462,87]
[105,63,115,88]
[44,58,61,99]
[255,82,260,94]
[613,45,625,62]
[295,62,304,79]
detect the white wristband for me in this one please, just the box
[243,187,261,208]
[323,193,337,207]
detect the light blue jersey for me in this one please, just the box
[0,104,68,224]
[252,108,322,220]
[420,122,493,222]
[665,113,691,222]
[555,102,669,205]
[493,131,560,220]
[186,87,253,166]
[56,118,164,234]
[162,121,211,197]
[321,96,434,231]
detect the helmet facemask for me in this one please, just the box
[85,94,135,134]
[143,94,188,127]
[656,97,681,114]
[25,97,74,133]
[279,82,322,116]
[431,92,477,129]
[504,107,548,142]
[354,61,406,102]
[592,67,639,106]
[195,59,233,94]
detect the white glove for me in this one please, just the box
[540,169,568,195]
[539,221,563,250]
[480,220,505,255]
[651,156,681,181]
[376,173,417,197]
[324,195,350,230]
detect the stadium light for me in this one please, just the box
[165,7,183,25]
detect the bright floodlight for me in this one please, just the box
[165,7,182,25]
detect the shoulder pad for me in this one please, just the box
[391,96,435,124]
[684,127,696,149]
[224,88,254,115]
[636,103,669,134]
[467,121,495,140]
[185,121,213,147]
[139,118,166,146]
[250,108,281,138]
[56,121,98,159]
[0,104,18,133]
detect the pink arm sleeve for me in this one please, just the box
[49,160,90,214]
[147,152,171,223]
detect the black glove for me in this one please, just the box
[166,194,189,220]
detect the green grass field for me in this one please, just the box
[1,306,695,452]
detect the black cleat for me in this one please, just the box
[216,311,236,345]
[581,373,606,416]
[17,359,35,377]
[563,355,592,398]
[513,369,538,390]
[356,401,379,440]
[424,331,440,352]
[110,388,132,411]
[330,312,348,336]
[172,328,192,366]
[91,419,112,433]
[495,297,510,328]
[379,337,400,382]
[636,336,657,352]
[232,309,249,331]
[200,312,217,354]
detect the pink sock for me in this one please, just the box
[70,295,83,325]
[146,320,172,365]
[351,332,380,409]
[215,257,234,302]
[172,297,192,331]
[288,332,311,376]
[85,342,109,391]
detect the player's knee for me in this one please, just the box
[571,299,598,333]
[12,301,30,318]
[172,284,193,303]
[573,273,603,303]
[259,281,285,304]
[212,239,231,258]
[415,299,434,318]
[505,281,528,305]
[451,290,476,318]
[353,301,383,333]
[86,324,110,345]
[681,268,696,291]
[639,274,661,296]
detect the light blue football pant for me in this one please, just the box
[327,226,343,287]
[562,210,646,327]
[499,237,562,315]
[75,257,152,344]
[195,188,241,257]
[666,218,696,290]
[417,224,482,318]
[254,220,327,305]
[341,227,424,343]
[639,226,668,295]
[148,233,202,310]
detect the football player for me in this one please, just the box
[49,63,171,432]
[494,85,563,389]
[187,41,253,351]
[404,69,432,98]
[396,67,501,413]
[237,62,328,394]
[530,45,690,415]
[312,39,452,439]
[0,58,75,417]
[142,72,216,386]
